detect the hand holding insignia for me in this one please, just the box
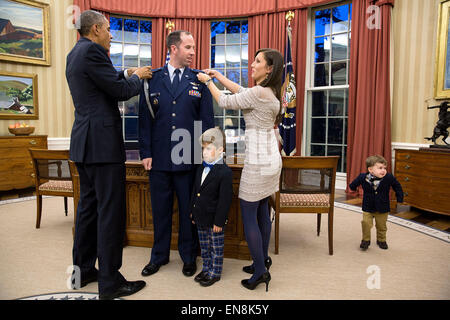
[134,66,153,80]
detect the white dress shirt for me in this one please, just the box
[201,155,223,185]
[167,63,185,83]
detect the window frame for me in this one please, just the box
[304,1,352,174]
[109,14,153,144]
[210,19,249,147]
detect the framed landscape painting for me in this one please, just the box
[0,71,38,119]
[0,0,50,66]
[435,0,450,99]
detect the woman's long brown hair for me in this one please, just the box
[255,48,284,125]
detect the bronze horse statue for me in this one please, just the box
[425,101,449,145]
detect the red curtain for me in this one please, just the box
[89,0,336,18]
[249,9,307,154]
[346,0,394,194]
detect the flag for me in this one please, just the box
[278,24,297,156]
[165,49,170,65]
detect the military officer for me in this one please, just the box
[138,30,214,277]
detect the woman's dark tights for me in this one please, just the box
[240,197,271,283]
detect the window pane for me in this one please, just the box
[344,119,348,144]
[329,90,344,116]
[314,63,329,87]
[214,117,224,129]
[241,68,248,87]
[241,45,248,67]
[315,36,330,63]
[327,145,343,171]
[225,117,239,130]
[226,69,240,85]
[124,96,139,116]
[226,21,241,44]
[315,9,331,36]
[226,46,241,68]
[312,91,327,116]
[211,21,226,45]
[311,144,325,156]
[124,44,139,67]
[331,34,348,61]
[140,20,152,43]
[311,118,326,143]
[125,118,138,141]
[332,4,349,33]
[124,19,139,43]
[241,21,248,43]
[240,117,246,131]
[110,17,123,41]
[327,118,343,144]
[213,99,223,116]
[139,45,151,66]
[212,46,225,68]
[110,43,123,67]
[331,62,347,85]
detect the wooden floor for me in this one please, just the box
[1,187,450,233]
[334,189,450,233]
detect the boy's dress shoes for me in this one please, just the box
[99,280,146,300]
[199,276,220,287]
[194,271,208,283]
[377,240,388,249]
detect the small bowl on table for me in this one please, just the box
[8,126,35,136]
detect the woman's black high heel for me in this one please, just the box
[241,271,271,292]
[242,257,272,274]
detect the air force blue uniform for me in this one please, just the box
[138,65,214,266]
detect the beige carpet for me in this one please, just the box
[0,197,449,300]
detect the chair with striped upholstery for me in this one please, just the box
[269,156,339,255]
[28,149,74,228]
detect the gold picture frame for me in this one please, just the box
[0,71,39,120]
[0,0,50,66]
[435,0,450,99]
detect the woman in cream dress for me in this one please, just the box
[197,48,283,291]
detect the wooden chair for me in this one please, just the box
[28,149,74,228]
[269,156,339,255]
[68,160,80,237]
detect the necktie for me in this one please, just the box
[172,69,180,93]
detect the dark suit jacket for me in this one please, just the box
[138,65,214,171]
[190,163,233,228]
[349,173,404,213]
[66,37,142,163]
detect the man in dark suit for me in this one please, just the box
[66,10,152,300]
[139,30,214,277]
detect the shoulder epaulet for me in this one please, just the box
[151,67,163,73]
[190,69,204,74]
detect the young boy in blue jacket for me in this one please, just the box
[349,155,403,251]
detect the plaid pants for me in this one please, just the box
[197,227,224,278]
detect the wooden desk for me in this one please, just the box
[123,162,250,260]
[0,135,47,191]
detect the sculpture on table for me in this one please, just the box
[425,101,449,146]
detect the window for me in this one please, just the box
[210,20,248,149]
[109,16,152,143]
[306,3,351,172]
